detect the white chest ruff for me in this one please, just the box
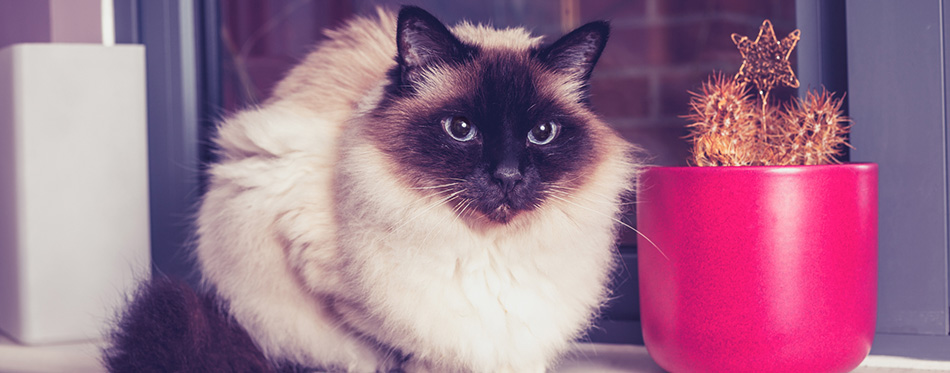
[332,142,621,370]
[342,217,615,371]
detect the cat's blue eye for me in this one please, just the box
[528,121,560,145]
[442,116,476,142]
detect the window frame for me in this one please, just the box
[125,0,950,359]
[117,0,217,284]
[844,0,950,359]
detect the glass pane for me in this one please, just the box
[219,0,353,110]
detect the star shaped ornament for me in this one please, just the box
[732,20,800,100]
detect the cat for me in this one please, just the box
[105,5,640,373]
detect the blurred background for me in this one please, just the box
[211,1,798,339]
[6,0,950,364]
[0,0,805,346]
[216,0,797,167]
[213,0,799,248]
[0,0,801,271]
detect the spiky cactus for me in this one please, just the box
[686,20,852,166]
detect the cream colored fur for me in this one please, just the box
[196,8,638,372]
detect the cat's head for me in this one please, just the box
[368,6,620,224]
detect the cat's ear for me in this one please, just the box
[537,21,610,81]
[396,6,469,87]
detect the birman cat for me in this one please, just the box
[105,6,640,373]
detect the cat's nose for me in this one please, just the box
[493,162,523,192]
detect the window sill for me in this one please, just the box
[3,334,949,372]
[566,343,950,372]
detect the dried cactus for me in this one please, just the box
[685,74,759,166]
[686,20,852,166]
[778,89,851,165]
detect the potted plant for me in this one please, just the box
[636,20,877,372]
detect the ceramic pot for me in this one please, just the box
[637,164,877,372]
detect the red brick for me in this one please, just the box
[595,20,757,68]
[654,19,760,65]
[659,70,716,117]
[590,76,651,120]
[617,126,691,166]
[580,0,647,23]
[597,26,652,70]
[658,0,795,19]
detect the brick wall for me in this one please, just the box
[220,0,796,167]
[583,0,797,166]
[218,0,796,247]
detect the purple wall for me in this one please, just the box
[0,0,103,50]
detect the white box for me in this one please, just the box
[0,43,150,344]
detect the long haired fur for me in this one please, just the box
[109,6,640,372]
[102,276,272,372]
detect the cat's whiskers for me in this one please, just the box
[545,193,669,261]
[449,196,473,223]
[544,183,638,207]
[383,188,465,245]
[540,188,642,283]
[454,198,477,224]
[410,182,463,190]
[541,190,636,280]
[416,194,475,253]
[545,186,639,214]
[416,191,469,251]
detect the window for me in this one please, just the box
[211,0,797,344]
[845,0,950,359]
[131,0,950,356]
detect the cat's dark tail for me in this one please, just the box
[101,275,282,373]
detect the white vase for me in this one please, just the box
[0,43,150,345]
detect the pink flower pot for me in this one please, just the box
[637,164,877,372]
